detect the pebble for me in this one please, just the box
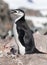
[0,51,3,57]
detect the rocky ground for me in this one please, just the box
[0,54,47,65]
[0,33,47,65]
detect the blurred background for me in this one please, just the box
[3,0,47,10]
[3,0,47,34]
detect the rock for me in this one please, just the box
[34,32,47,53]
[0,51,3,57]
[0,0,13,38]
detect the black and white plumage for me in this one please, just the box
[10,9,47,55]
